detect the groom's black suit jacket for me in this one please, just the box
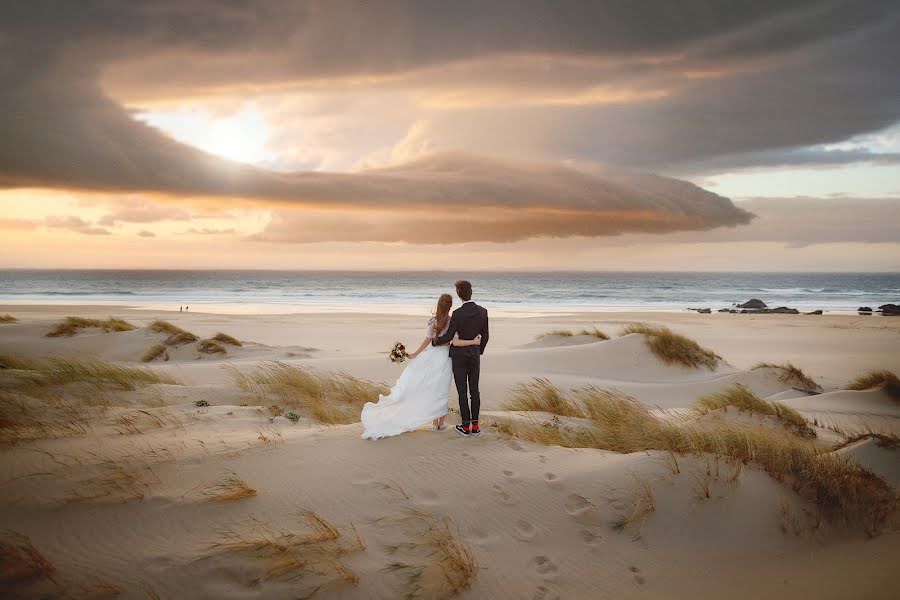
[433,301,489,357]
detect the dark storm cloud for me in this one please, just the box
[0,0,896,241]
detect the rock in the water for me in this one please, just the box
[770,307,800,314]
[737,299,767,309]
[878,303,899,315]
[806,310,823,315]
[858,306,873,312]
[718,308,734,313]
[698,308,711,314]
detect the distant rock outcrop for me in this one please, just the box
[806,310,823,315]
[737,299,767,309]
[858,306,873,313]
[878,304,899,315]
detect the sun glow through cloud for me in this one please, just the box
[135,103,275,166]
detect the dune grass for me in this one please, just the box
[502,378,587,418]
[65,462,161,504]
[0,530,57,586]
[695,384,816,437]
[46,316,136,337]
[578,327,610,340]
[536,329,574,339]
[846,369,900,400]
[620,323,720,370]
[227,361,388,424]
[1,354,176,390]
[209,510,363,590]
[0,314,18,324]
[141,343,167,363]
[197,339,227,354]
[753,362,823,393]
[201,471,257,502]
[212,332,242,346]
[491,381,896,533]
[148,320,198,345]
[382,510,477,599]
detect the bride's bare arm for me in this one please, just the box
[450,334,482,347]
[407,336,433,359]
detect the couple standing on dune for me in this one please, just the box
[361,280,489,439]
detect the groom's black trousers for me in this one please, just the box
[451,350,480,425]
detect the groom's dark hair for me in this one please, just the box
[455,280,472,302]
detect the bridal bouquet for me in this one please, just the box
[388,341,408,363]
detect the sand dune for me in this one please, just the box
[1,307,897,598]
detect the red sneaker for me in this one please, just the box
[470,423,482,436]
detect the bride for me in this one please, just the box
[361,293,481,440]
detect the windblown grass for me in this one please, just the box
[695,384,816,437]
[212,332,242,346]
[46,316,136,337]
[611,478,655,534]
[0,314,18,324]
[200,471,257,502]
[141,343,167,363]
[536,329,573,339]
[753,362,823,393]
[620,323,720,370]
[502,378,587,418]
[578,327,610,340]
[227,361,388,424]
[846,369,900,400]
[492,382,896,533]
[0,390,95,444]
[0,354,41,371]
[148,320,198,345]
[37,356,177,389]
[0,530,57,586]
[197,339,227,354]
[382,510,477,599]
[209,510,363,592]
[65,462,161,503]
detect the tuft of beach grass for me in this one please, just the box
[212,332,242,346]
[502,378,587,418]
[695,384,816,437]
[46,316,136,337]
[578,327,610,340]
[846,369,900,400]
[752,362,822,393]
[227,361,388,424]
[535,329,574,339]
[0,314,18,324]
[141,343,167,363]
[197,339,227,354]
[620,323,720,370]
[148,320,199,345]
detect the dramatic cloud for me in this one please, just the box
[0,0,897,246]
[43,216,111,236]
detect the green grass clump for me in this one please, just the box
[46,316,136,337]
[753,362,822,393]
[695,384,815,437]
[846,370,900,400]
[227,361,388,425]
[620,323,720,370]
[194,400,210,408]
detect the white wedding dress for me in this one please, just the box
[361,318,452,439]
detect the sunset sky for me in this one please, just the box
[1,1,898,270]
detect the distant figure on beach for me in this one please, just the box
[361,280,488,439]
[180,306,183,312]
[186,306,189,312]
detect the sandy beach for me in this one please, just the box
[1,305,898,599]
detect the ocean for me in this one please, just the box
[0,270,897,315]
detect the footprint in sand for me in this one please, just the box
[564,493,605,526]
[513,519,536,542]
[493,484,515,504]
[629,565,646,585]
[533,585,561,600]
[543,472,562,489]
[579,529,602,544]
[508,439,525,451]
[418,488,440,504]
[538,454,548,464]
[529,555,558,577]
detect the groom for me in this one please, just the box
[433,280,489,437]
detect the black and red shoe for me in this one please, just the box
[455,424,471,437]
[470,423,482,436]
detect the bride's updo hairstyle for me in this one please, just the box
[433,293,453,335]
